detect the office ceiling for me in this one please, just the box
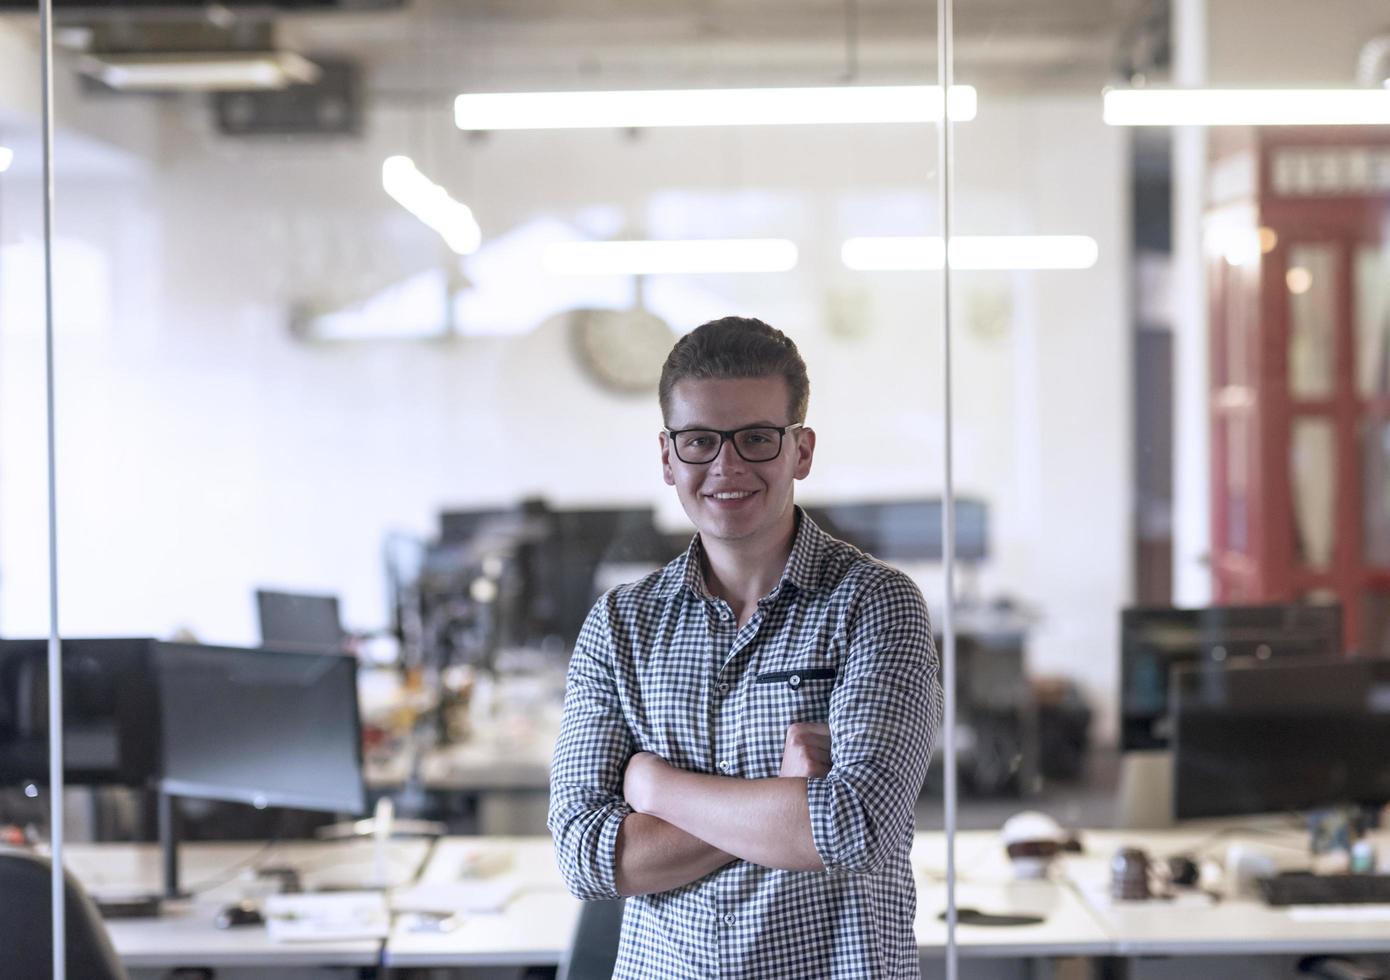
[272,0,1161,95]
[2,0,1161,105]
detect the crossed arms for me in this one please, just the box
[613,722,831,895]
[547,578,941,901]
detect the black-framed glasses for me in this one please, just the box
[665,423,805,464]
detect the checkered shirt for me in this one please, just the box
[549,508,942,979]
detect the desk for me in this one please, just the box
[913,832,1114,959]
[379,832,1113,974]
[1064,828,1390,960]
[59,829,1390,977]
[59,838,431,971]
[384,836,577,970]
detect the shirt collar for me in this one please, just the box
[664,505,828,601]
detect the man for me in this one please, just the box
[549,316,942,978]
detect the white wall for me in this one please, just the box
[0,86,1129,738]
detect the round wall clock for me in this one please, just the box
[569,307,676,395]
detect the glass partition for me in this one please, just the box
[20,0,1390,977]
[23,1,960,976]
[0,17,56,838]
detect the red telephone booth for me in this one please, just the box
[1208,127,1390,653]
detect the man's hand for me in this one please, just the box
[623,751,670,813]
[780,722,832,778]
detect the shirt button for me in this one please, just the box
[789,674,801,689]
[717,682,730,694]
[717,760,730,773]
[723,913,736,926]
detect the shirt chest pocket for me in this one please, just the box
[746,667,837,774]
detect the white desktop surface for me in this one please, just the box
[913,831,1114,957]
[59,839,431,969]
[388,832,1114,968]
[58,828,1390,970]
[384,836,577,967]
[1063,828,1390,957]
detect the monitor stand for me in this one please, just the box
[94,790,180,919]
[158,789,188,902]
[1116,750,1174,829]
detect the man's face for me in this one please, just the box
[660,376,815,548]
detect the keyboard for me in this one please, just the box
[1258,873,1390,906]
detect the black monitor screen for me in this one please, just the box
[1173,657,1390,820]
[256,589,344,653]
[804,498,987,562]
[541,508,677,642]
[0,638,159,786]
[1119,603,1342,751]
[153,642,364,815]
[438,507,527,546]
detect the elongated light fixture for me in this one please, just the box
[544,239,798,276]
[842,235,1099,271]
[456,85,977,131]
[79,51,320,92]
[0,146,12,173]
[1103,88,1390,126]
[381,155,481,255]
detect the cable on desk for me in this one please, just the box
[1175,818,1309,860]
[181,835,283,897]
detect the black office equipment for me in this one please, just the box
[539,508,679,645]
[1259,873,1390,907]
[1172,657,1390,820]
[152,642,365,898]
[438,506,530,547]
[804,498,988,562]
[153,642,364,814]
[427,503,680,656]
[215,58,361,137]
[1120,603,1342,751]
[0,638,159,787]
[255,589,346,653]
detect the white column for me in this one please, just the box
[1171,0,1212,605]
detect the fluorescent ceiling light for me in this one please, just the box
[80,51,320,92]
[0,147,12,173]
[382,155,481,256]
[1104,88,1390,126]
[455,85,977,131]
[544,239,798,276]
[842,236,1099,271]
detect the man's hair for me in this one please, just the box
[658,316,810,425]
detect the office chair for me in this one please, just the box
[0,847,127,980]
[557,898,625,980]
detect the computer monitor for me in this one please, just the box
[1172,656,1390,820]
[153,642,365,815]
[539,507,677,645]
[803,498,988,562]
[1119,603,1342,751]
[255,589,345,653]
[438,506,528,546]
[0,638,160,786]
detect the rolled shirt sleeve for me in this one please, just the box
[548,594,636,900]
[806,572,942,876]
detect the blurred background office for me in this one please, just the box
[3,2,1390,973]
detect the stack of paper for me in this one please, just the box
[265,891,391,942]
